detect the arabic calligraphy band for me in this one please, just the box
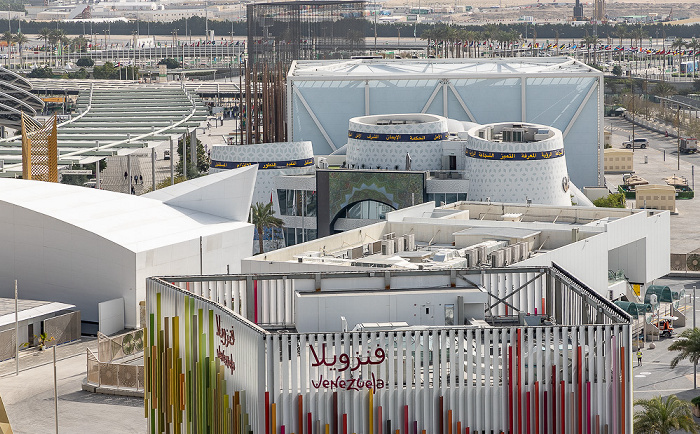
[465,148,565,161]
[211,158,315,170]
[347,131,449,142]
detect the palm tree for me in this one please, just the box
[1,31,12,68]
[251,201,283,254]
[39,27,51,66]
[13,33,28,69]
[687,38,700,80]
[669,327,700,368]
[634,395,699,434]
[671,37,686,76]
[581,32,599,65]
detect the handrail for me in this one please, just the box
[2,84,196,172]
[0,82,94,145]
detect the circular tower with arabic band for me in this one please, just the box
[464,122,571,206]
[345,114,449,171]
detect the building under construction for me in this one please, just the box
[247,0,367,65]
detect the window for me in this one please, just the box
[344,200,394,220]
[445,304,454,326]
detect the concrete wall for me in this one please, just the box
[294,289,488,332]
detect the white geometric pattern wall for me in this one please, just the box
[465,123,571,206]
[346,114,448,171]
[211,141,314,204]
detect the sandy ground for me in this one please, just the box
[383,0,700,23]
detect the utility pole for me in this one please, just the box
[14,280,18,376]
[694,286,697,389]
[677,106,681,170]
[53,345,58,434]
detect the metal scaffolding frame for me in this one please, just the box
[247,0,367,65]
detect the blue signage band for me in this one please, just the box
[348,131,449,142]
[465,148,565,161]
[211,157,315,170]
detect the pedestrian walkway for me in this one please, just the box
[0,337,143,433]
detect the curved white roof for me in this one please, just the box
[0,165,256,253]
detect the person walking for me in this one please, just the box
[637,349,643,366]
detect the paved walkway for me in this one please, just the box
[605,117,700,254]
[0,338,143,433]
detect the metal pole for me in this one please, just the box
[127,154,132,194]
[53,345,58,434]
[694,286,697,389]
[182,134,187,180]
[169,137,174,185]
[15,280,18,376]
[199,236,203,275]
[151,148,156,192]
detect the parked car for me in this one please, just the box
[163,150,170,160]
[622,138,648,149]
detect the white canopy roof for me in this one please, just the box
[0,165,256,253]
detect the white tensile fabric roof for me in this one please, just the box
[0,165,257,253]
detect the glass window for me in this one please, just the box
[347,202,362,219]
[445,193,458,204]
[305,191,317,217]
[295,190,304,216]
[445,304,454,326]
[305,229,317,241]
[286,190,296,216]
[457,193,467,201]
[285,228,296,246]
[277,190,287,215]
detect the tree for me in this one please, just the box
[158,57,181,69]
[1,31,13,67]
[27,66,54,78]
[76,57,94,67]
[251,202,283,255]
[669,327,700,368]
[672,37,686,76]
[175,134,209,177]
[13,32,28,68]
[634,395,699,434]
[92,61,118,79]
[70,36,89,53]
[612,65,623,76]
[592,193,625,208]
[653,81,676,98]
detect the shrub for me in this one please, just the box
[76,57,94,67]
[593,193,626,208]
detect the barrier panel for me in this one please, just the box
[147,266,632,433]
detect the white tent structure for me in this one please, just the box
[0,165,257,329]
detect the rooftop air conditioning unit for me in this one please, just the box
[490,250,505,268]
[405,233,416,251]
[381,240,395,256]
[465,249,478,267]
[317,157,328,169]
[503,247,512,265]
[395,236,405,253]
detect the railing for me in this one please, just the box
[146,265,633,434]
[86,348,144,391]
[608,269,626,283]
[97,329,144,362]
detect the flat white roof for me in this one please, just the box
[0,175,251,253]
[289,58,600,79]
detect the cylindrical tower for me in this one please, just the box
[465,123,571,206]
[346,114,449,171]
